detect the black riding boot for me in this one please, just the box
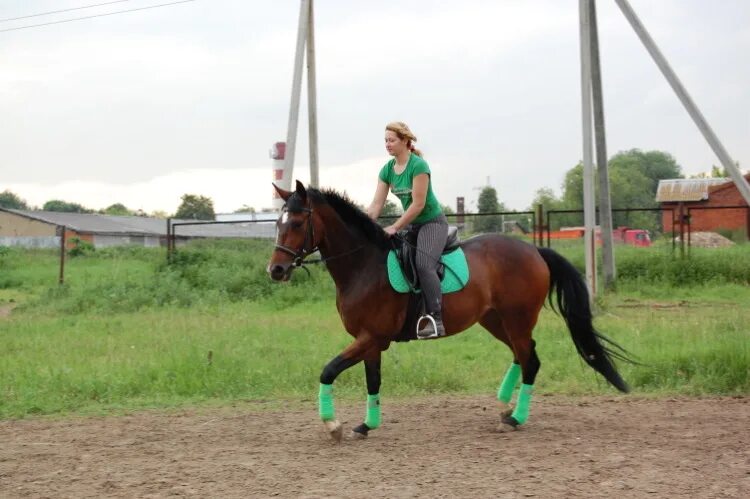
[417,311,446,339]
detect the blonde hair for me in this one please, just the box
[385,121,423,157]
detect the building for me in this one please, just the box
[656,174,750,234]
[0,208,275,249]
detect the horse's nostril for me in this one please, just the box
[269,264,286,280]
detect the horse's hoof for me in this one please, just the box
[324,420,343,442]
[497,415,520,433]
[350,430,367,440]
[350,423,369,440]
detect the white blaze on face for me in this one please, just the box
[275,211,288,246]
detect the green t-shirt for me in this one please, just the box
[378,153,442,224]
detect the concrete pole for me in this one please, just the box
[615,0,750,206]
[306,0,319,188]
[579,0,597,299]
[284,0,310,184]
[589,0,616,290]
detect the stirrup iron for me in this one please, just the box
[416,314,444,339]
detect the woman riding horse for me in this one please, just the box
[367,121,448,339]
[268,181,629,441]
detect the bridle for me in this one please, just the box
[274,200,365,272]
[274,205,318,268]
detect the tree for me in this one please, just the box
[43,200,92,213]
[608,149,682,194]
[150,210,169,219]
[234,205,256,214]
[440,203,455,215]
[102,203,131,216]
[380,200,402,218]
[174,194,215,220]
[558,149,681,233]
[475,186,505,233]
[0,190,29,210]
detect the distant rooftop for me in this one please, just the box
[1,209,274,238]
[655,178,729,203]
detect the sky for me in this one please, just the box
[1,0,748,214]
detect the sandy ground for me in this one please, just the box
[1,395,748,498]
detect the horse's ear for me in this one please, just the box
[272,183,292,201]
[295,180,307,201]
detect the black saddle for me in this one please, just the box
[393,225,460,292]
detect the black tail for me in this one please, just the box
[537,247,631,393]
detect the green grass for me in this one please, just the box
[0,241,748,419]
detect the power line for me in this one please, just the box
[0,1,131,23]
[0,0,196,34]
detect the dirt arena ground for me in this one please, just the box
[1,395,748,498]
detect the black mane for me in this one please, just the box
[294,188,390,249]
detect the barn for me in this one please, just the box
[0,208,275,249]
[656,174,750,236]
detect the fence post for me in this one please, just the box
[678,203,686,258]
[167,218,172,263]
[58,226,66,285]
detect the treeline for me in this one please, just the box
[0,192,217,220]
[474,148,733,234]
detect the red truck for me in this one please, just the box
[610,227,651,247]
[541,226,652,247]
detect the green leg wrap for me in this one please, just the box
[319,383,335,421]
[364,393,381,429]
[497,362,521,404]
[510,383,533,425]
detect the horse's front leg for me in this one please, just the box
[351,354,382,440]
[318,336,377,442]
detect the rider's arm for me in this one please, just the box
[366,180,390,220]
[389,173,428,231]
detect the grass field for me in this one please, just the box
[0,240,748,419]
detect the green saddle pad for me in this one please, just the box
[386,247,469,294]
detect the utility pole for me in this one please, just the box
[283,0,320,192]
[579,0,597,299]
[589,0,616,290]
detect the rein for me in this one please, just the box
[275,203,365,275]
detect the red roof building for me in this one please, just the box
[656,174,750,235]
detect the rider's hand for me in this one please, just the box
[383,225,399,237]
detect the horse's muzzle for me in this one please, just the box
[267,262,292,282]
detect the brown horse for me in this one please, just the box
[268,181,629,441]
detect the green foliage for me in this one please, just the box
[0,190,29,210]
[67,238,95,257]
[551,149,683,232]
[475,186,505,232]
[102,203,132,216]
[43,199,93,213]
[174,194,215,220]
[440,203,455,215]
[381,200,402,217]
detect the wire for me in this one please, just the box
[0,1,131,23]
[0,0,196,34]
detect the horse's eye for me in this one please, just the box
[290,221,303,229]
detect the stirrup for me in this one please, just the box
[416,314,445,339]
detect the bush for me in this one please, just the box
[68,238,95,257]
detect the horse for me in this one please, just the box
[267,181,630,441]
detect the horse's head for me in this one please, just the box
[267,180,322,281]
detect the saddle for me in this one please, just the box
[390,226,464,343]
[393,226,460,292]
